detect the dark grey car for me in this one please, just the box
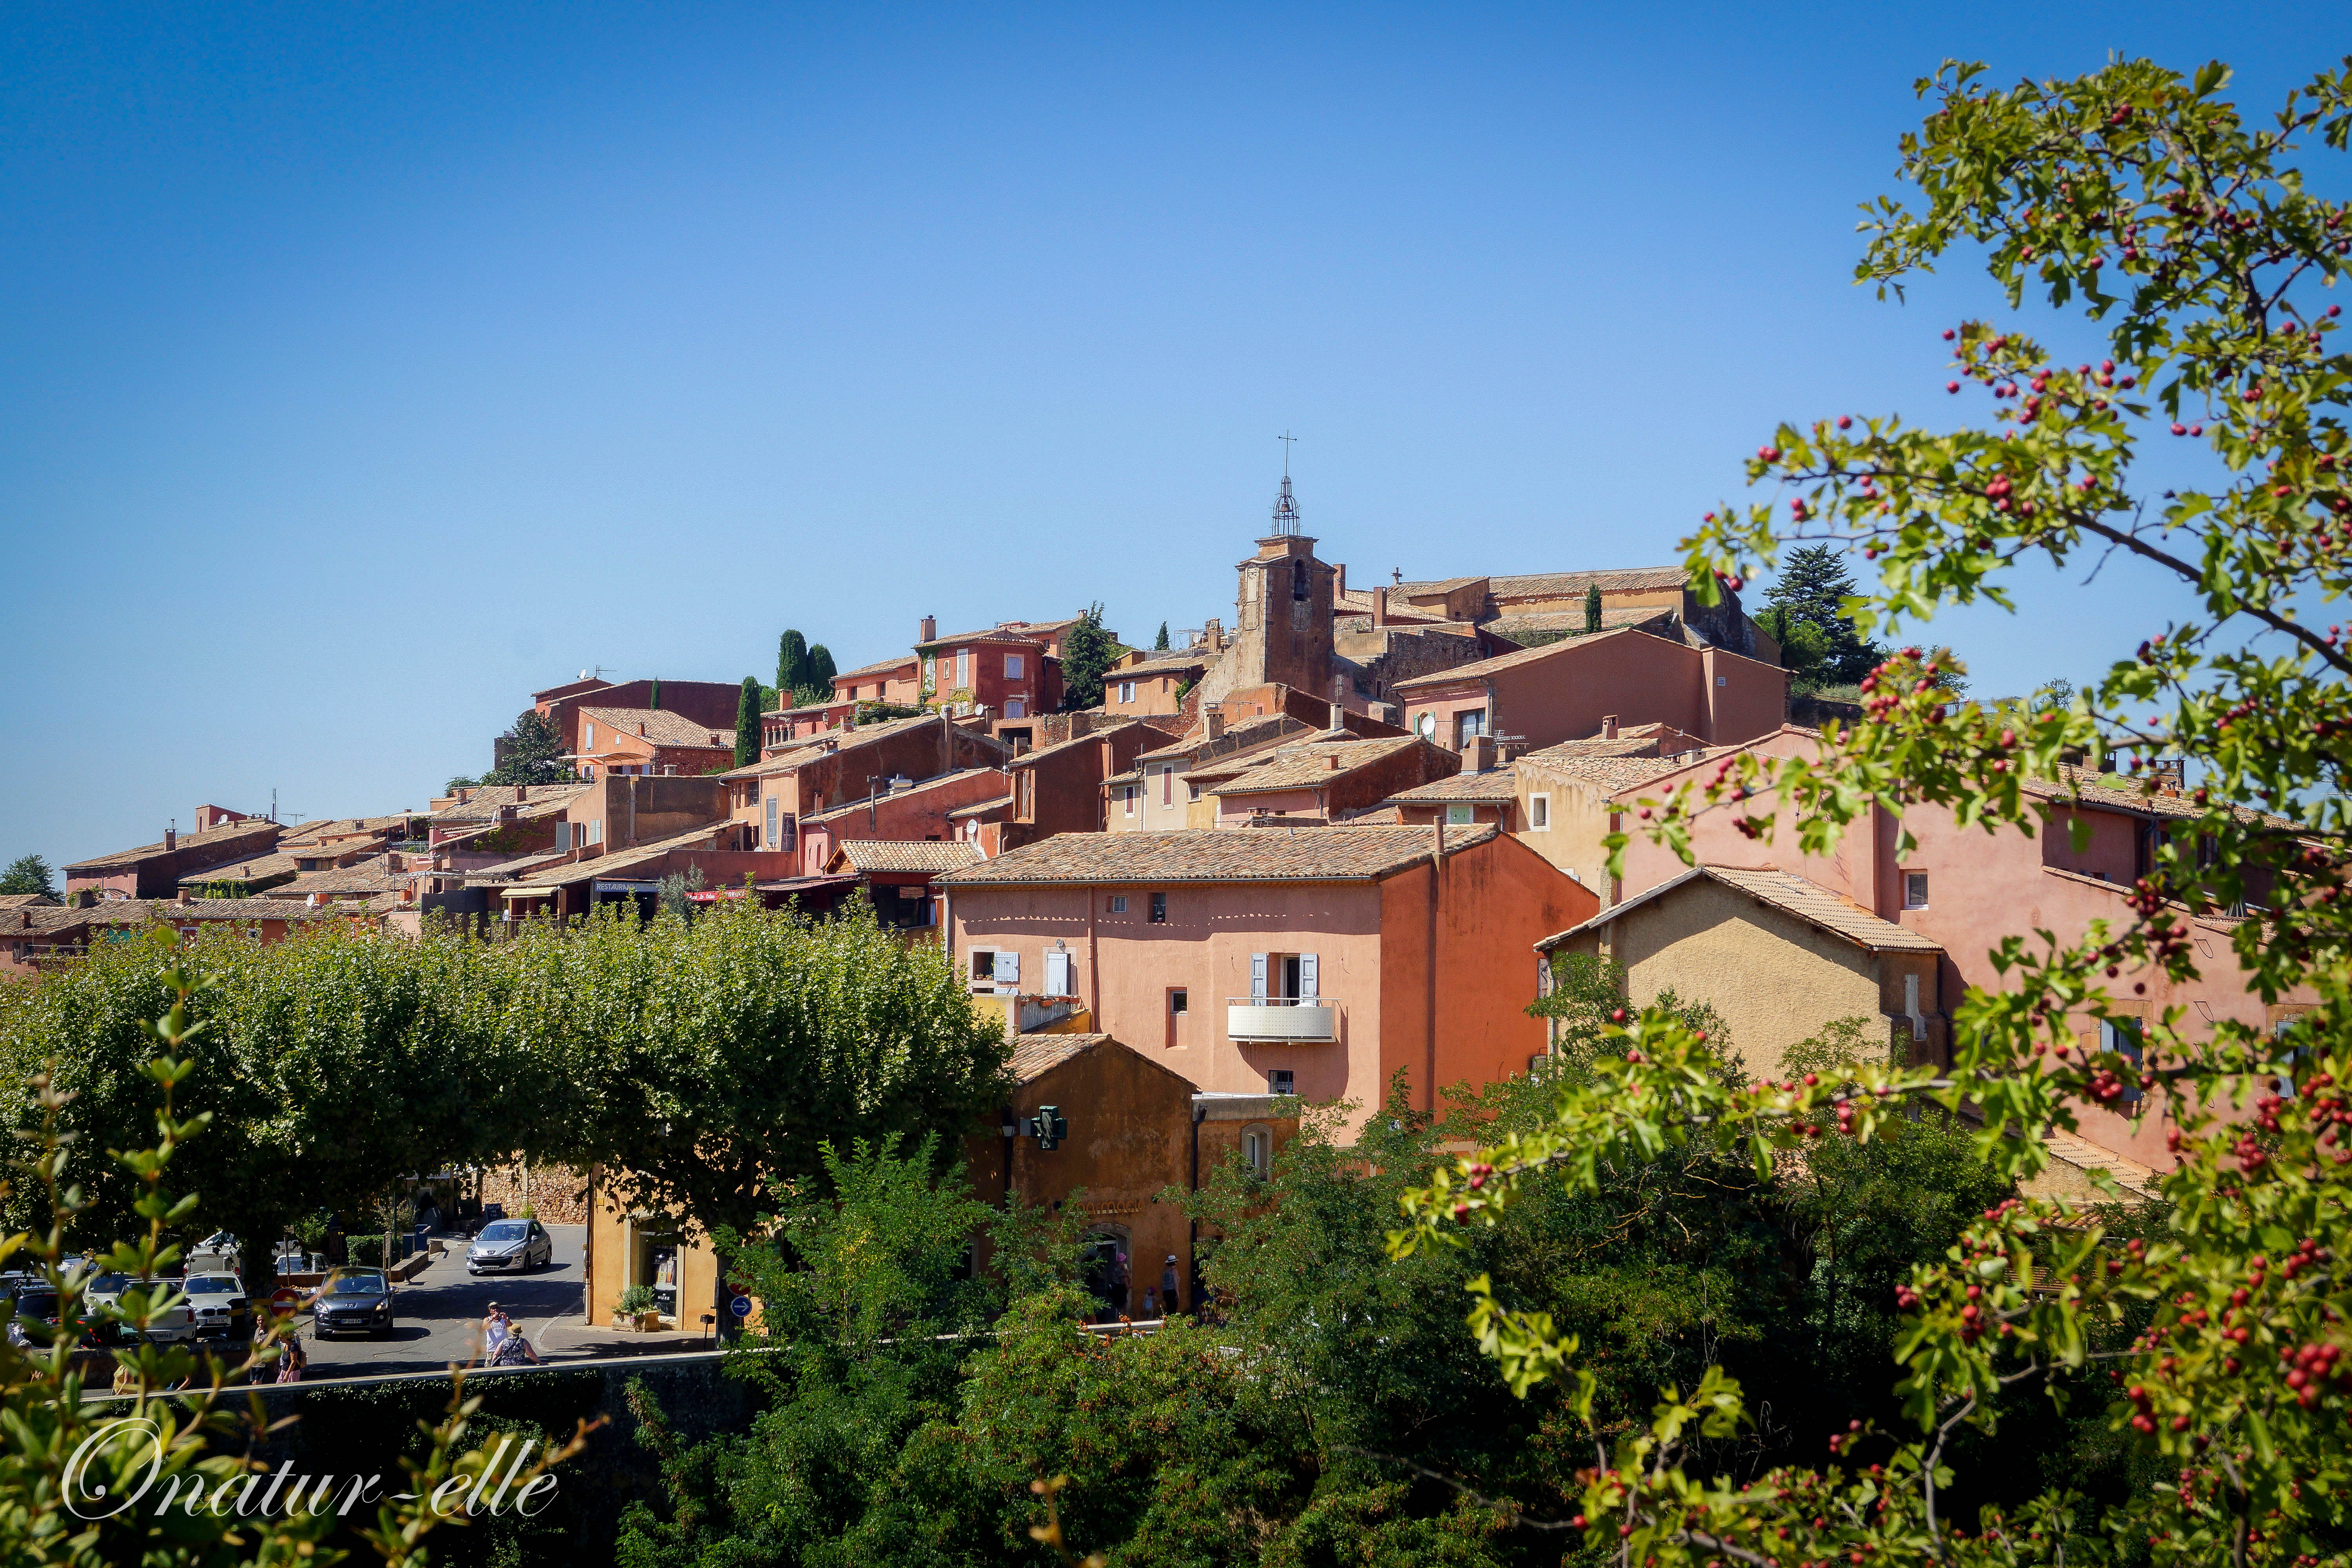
[312,1270,394,1339]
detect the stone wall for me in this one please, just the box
[477,1158,590,1224]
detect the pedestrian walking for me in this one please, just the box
[1160,1255,1181,1318]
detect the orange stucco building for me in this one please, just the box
[936,824,1595,1129]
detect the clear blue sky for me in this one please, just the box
[3,4,2340,870]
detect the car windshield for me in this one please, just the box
[89,1273,127,1294]
[14,1293,58,1318]
[330,1273,388,1296]
[184,1277,237,1295]
[479,1222,527,1242]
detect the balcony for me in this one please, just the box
[1226,997,1339,1042]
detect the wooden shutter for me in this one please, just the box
[1250,953,1267,1002]
[1161,766,1172,806]
[1299,952,1318,1001]
[1045,950,1072,997]
[998,950,1019,987]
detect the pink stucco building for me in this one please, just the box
[935,824,1595,1131]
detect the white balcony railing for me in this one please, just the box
[1226,997,1339,1042]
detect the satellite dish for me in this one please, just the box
[579,669,590,681]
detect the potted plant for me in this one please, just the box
[615,1284,655,1331]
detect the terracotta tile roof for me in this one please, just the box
[798,768,1009,826]
[831,840,984,873]
[1488,566,1690,598]
[176,852,300,887]
[430,785,590,824]
[946,794,1014,820]
[1115,652,1210,679]
[2020,764,2298,829]
[916,621,1065,652]
[832,654,920,681]
[715,713,986,781]
[1009,1033,1112,1081]
[1390,575,1486,597]
[10,896,357,931]
[508,820,736,886]
[1539,866,1940,954]
[64,818,281,874]
[1386,766,1519,803]
[461,850,576,886]
[1486,607,1676,642]
[573,707,735,751]
[1009,723,1149,771]
[935,824,1493,887]
[281,815,413,846]
[1391,626,1677,694]
[1205,737,1426,797]
[1520,733,1671,761]
[278,855,405,897]
[0,894,58,909]
[1331,805,1408,825]
[1135,714,1309,766]
[1520,753,1692,793]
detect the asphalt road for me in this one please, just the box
[302,1224,584,1381]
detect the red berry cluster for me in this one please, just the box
[2280,1335,2343,1409]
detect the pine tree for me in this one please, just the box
[1058,603,1119,711]
[650,677,662,711]
[1583,582,1602,634]
[1154,622,1170,651]
[486,710,570,786]
[734,677,762,767]
[804,644,837,695]
[0,854,55,898]
[1760,544,1882,683]
[777,631,808,697]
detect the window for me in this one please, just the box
[1242,1127,1271,1176]
[1291,559,1309,601]
[1019,771,1035,819]
[1005,697,1025,719]
[765,797,779,848]
[1187,782,1201,802]
[1005,653,1025,679]
[1903,871,1929,910]
[583,722,595,750]
[1149,891,1167,923]
[1528,793,1550,831]
[1109,895,1128,913]
[1119,681,1136,704]
[555,822,572,851]
[1266,1069,1294,1094]
[589,819,603,846]
[922,654,936,692]
[1455,710,1486,748]
[956,649,971,690]
[1044,949,1073,997]
[969,950,1018,990]
[1122,785,1137,817]
[1169,989,1187,1014]
[1445,804,1475,826]
[1161,766,1173,806]
[1717,675,1729,687]
[2099,1017,2145,1107]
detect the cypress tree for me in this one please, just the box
[650,677,662,711]
[734,676,761,767]
[1583,582,1602,633]
[778,631,808,697]
[1154,622,1170,650]
[1057,604,1118,711]
[804,644,838,695]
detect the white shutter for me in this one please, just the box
[1250,953,1268,1002]
[998,950,1020,987]
[1298,952,1318,1002]
[1045,950,1071,997]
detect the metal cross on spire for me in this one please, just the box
[1270,431,1301,534]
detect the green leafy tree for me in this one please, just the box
[735,675,762,766]
[1154,621,1170,650]
[1584,579,1602,633]
[804,644,837,695]
[778,630,809,697]
[1056,603,1118,712]
[486,708,570,786]
[1403,54,2352,1567]
[1761,603,1834,684]
[1760,542,1885,683]
[0,855,54,897]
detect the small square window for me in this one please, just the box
[1528,793,1549,830]
[1149,891,1167,923]
[1445,804,1474,826]
[1903,872,1929,910]
[971,951,996,982]
[1119,681,1136,704]
[1266,1069,1294,1095]
[1005,653,1025,679]
[2100,1017,2145,1106]
[1170,989,1187,1014]
[1109,895,1128,913]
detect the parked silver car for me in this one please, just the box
[466,1220,552,1274]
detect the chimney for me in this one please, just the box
[1203,704,1225,740]
[638,721,647,737]
[164,826,177,851]
[1334,562,1347,597]
[176,888,191,906]
[1324,753,1340,770]
[1371,587,1388,628]
[920,614,937,644]
[1205,618,1224,652]
[1601,714,1619,740]
[1465,734,1498,773]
